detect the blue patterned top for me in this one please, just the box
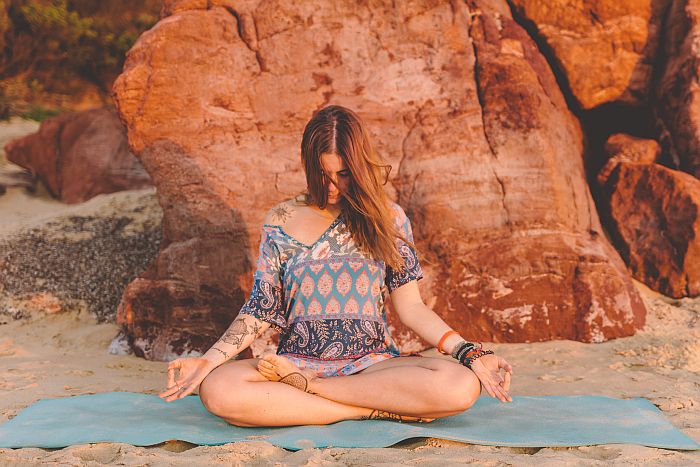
[238,202,424,377]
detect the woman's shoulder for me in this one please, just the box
[387,201,408,224]
[263,195,310,227]
[263,199,297,227]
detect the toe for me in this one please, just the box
[258,367,279,381]
[265,354,285,365]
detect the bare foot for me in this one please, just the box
[360,409,435,423]
[257,354,319,393]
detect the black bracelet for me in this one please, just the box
[450,340,466,359]
[456,343,472,362]
[450,340,481,361]
[460,349,494,369]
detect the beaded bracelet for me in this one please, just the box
[450,340,493,369]
[451,340,481,360]
[461,349,494,369]
[452,341,481,360]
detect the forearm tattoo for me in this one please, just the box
[208,316,264,365]
[210,347,229,359]
[270,204,294,224]
[216,317,262,349]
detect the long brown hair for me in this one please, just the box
[297,105,416,271]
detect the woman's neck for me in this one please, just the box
[295,194,343,218]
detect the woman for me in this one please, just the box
[158,105,513,427]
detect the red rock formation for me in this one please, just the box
[656,0,700,178]
[597,133,660,185]
[112,0,646,360]
[601,162,700,297]
[508,0,670,110]
[436,0,645,343]
[4,107,152,204]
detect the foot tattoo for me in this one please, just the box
[278,372,309,392]
[361,409,434,423]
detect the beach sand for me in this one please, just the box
[0,119,698,465]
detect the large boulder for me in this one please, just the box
[431,0,645,344]
[601,161,700,298]
[656,0,700,178]
[4,107,152,204]
[597,133,661,185]
[112,0,645,360]
[508,0,671,110]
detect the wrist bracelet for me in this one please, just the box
[458,348,494,369]
[451,340,481,360]
[437,330,460,354]
[451,340,468,359]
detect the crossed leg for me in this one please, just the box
[199,355,480,427]
[199,358,370,427]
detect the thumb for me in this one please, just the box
[167,359,182,388]
[499,356,513,372]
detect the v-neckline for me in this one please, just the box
[266,211,343,249]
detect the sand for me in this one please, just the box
[0,119,698,465]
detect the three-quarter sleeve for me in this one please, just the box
[237,226,287,331]
[385,205,424,293]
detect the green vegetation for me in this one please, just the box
[17,0,158,86]
[18,105,61,122]
[0,0,160,120]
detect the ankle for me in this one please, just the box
[305,372,321,394]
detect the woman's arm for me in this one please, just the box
[389,281,465,353]
[201,314,271,368]
[390,280,513,402]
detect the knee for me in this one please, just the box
[198,371,225,416]
[435,365,481,412]
[199,369,245,418]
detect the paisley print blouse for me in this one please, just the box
[238,202,424,377]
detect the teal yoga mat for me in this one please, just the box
[0,392,698,451]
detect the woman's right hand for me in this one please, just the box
[158,357,217,403]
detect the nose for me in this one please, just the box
[326,177,338,192]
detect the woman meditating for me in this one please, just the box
[159,105,513,427]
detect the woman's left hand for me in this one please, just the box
[470,353,513,403]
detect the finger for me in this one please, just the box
[167,359,182,386]
[496,383,512,402]
[483,382,496,399]
[159,384,180,400]
[175,381,201,400]
[164,384,187,403]
[161,377,188,402]
[158,388,170,398]
[494,373,504,385]
[500,357,513,374]
[175,385,193,400]
[486,380,502,401]
[503,371,512,392]
[166,367,176,389]
[491,381,510,402]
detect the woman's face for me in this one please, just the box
[320,152,350,206]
